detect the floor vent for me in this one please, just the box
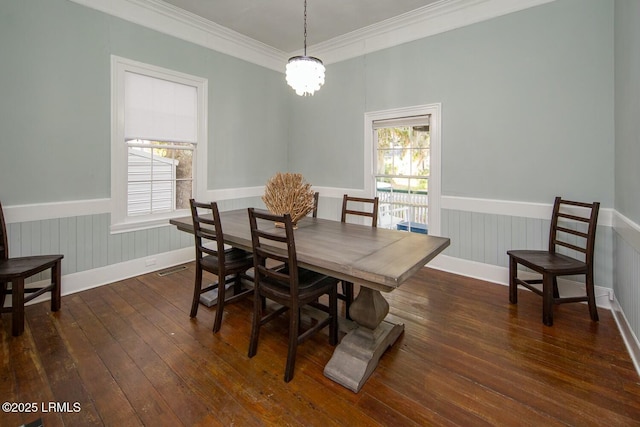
[157,265,188,277]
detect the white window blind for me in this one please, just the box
[124,72,198,143]
[372,115,429,129]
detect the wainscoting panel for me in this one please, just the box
[7,213,193,283]
[614,232,640,354]
[4,195,268,283]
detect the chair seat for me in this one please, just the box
[260,267,338,301]
[200,248,253,273]
[507,250,587,275]
[0,255,64,279]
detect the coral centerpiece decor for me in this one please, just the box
[262,173,315,227]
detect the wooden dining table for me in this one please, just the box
[170,208,450,392]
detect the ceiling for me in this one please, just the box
[161,0,442,53]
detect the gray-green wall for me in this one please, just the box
[290,0,615,205]
[615,0,640,224]
[1,0,638,346]
[0,0,289,205]
[0,0,617,207]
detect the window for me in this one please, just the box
[374,116,430,233]
[111,56,207,232]
[364,104,441,236]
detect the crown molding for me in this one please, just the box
[70,0,556,70]
[306,0,556,64]
[68,0,287,72]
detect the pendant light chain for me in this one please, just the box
[285,0,325,96]
[303,0,307,56]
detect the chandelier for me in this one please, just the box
[285,0,325,96]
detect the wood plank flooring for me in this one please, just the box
[1,264,639,426]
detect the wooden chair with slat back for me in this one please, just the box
[247,208,338,382]
[339,194,379,319]
[0,201,64,336]
[312,192,319,218]
[507,197,600,326]
[189,199,254,333]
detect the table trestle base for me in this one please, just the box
[323,320,404,393]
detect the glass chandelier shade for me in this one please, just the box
[286,55,325,96]
[286,0,324,96]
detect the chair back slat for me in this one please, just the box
[0,202,8,260]
[341,194,379,227]
[248,208,299,294]
[556,226,589,240]
[560,199,595,209]
[557,212,591,223]
[555,240,587,254]
[548,197,600,266]
[190,199,226,263]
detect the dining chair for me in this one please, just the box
[247,208,338,382]
[189,199,254,333]
[507,196,600,326]
[339,194,379,319]
[312,191,319,218]
[0,201,63,336]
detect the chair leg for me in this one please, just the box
[552,277,560,299]
[329,288,338,346]
[284,305,300,383]
[586,272,599,322]
[508,256,518,304]
[248,293,262,358]
[542,274,554,326]
[11,277,25,336]
[213,277,226,333]
[0,281,7,309]
[51,260,62,312]
[233,273,243,294]
[190,266,203,318]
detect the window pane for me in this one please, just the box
[126,140,193,216]
[377,149,395,175]
[410,148,430,176]
[176,179,192,210]
[374,119,429,232]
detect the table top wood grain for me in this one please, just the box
[170,209,450,293]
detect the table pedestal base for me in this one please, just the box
[199,282,233,307]
[323,320,404,393]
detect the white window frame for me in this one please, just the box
[110,55,208,233]
[364,104,441,235]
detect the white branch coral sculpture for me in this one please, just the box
[262,172,315,225]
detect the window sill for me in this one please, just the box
[110,210,189,234]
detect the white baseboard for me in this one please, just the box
[21,250,613,311]
[428,254,613,310]
[611,296,640,377]
[13,247,194,307]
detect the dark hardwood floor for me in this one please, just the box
[2,264,640,426]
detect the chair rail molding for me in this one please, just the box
[613,210,640,253]
[441,195,614,227]
[2,199,111,224]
